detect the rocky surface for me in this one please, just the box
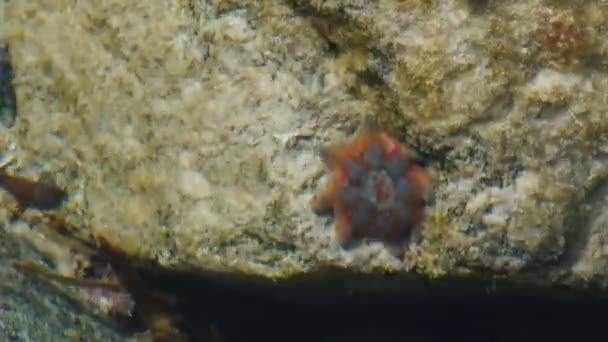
[1,0,607,300]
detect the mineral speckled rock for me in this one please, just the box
[1,0,607,294]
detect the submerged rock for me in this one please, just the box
[0,0,607,298]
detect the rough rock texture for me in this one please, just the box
[1,0,607,297]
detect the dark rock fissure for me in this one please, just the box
[0,45,17,128]
[135,266,608,341]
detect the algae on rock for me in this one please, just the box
[1,0,608,293]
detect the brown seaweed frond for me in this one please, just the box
[32,213,99,256]
[12,260,123,292]
[12,224,190,340]
[0,173,67,209]
[0,170,67,218]
[3,157,192,340]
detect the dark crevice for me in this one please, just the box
[135,265,608,342]
[0,45,17,128]
[556,177,608,270]
[464,0,493,14]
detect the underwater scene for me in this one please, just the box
[1,1,607,341]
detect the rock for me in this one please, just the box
[1,0,607,294]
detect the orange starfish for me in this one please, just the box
[312,122,430,247]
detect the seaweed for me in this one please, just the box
[0,173,67,210]
[0,157,67,217]
[12,210,196,341]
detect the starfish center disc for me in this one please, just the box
[364,170,395,210]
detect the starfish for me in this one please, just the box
[312,122,430,247]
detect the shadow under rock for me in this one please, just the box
[136,265,608,342]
